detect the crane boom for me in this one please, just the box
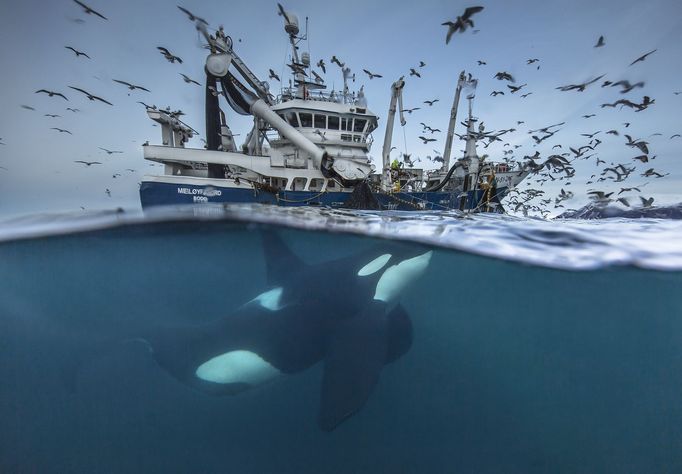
[381,77,406,190]
[441,71,467,172]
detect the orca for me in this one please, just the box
[145,231,432,431]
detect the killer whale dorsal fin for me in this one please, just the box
[318,300,389,431]
[261,230,305,286]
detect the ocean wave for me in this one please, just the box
[1,204,682,271]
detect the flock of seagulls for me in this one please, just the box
[2,2,678,215]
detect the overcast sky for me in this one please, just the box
[0,0,680,217]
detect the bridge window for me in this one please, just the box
[291,177,307,191]
[328,115,339,130]
[353,118,367,133]
[314,114,326,129]
[309,178,325,191]
[299,112,313,127]
[285,111,299,127]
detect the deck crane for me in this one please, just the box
[380,77,407,190]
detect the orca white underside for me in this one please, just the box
[195,350,281,385]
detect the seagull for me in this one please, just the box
[113,79,150,92]
[36,89,68,100]
[157,47,183,64]
[68,86,113,105]
[641,168,667,178]
[490,91,504,96]
[442,6,484,44]
[180,73,200,85]
[419,136,437,144]
[640,196,654,207]
[477,60,487,65]
[363,69,383,79]
[331,55,344,68]
[507,83,527,93]
[423,99,439,106]
[582,114,596,118]
[401,107,420,114]
[629,49,657,66]
[65,46,90,58]
[520,92,533,98]
[72,0,107,20]
[268,69,281,82]
[21,105,36,110]
[51,127,72,134]
[556,74,605,92]
[99,147,123,154]
[494,71,514,82]
[66,107,80,112]
[606,129,619,135]
[316,59,326,74]
[618,186,641,195]
[632,154,649,163]
[594,35,605,48]
[526,58,540,64]
[74,160,101,166]
[313,129,328,141]
[611,80,645,94]
[409,68,421,78]
[671,134,681,139]
[418,61,426,68]
[44,114,61,118]
[177,5,208,25]
[625,134,649,154]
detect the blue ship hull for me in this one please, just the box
[139,180,508,212]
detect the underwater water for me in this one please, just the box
[1,205,682,473]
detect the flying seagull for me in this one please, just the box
[68,86,113,105]
[99,147,123,154]
[66,107,80,112]
[65,46,90,58]
[442,6,484,44]
[268,69,280,81]
[629,49,657,66]
[556,74,605,92]
[113,79,150,92]
[494,71,515,82]
[44,114,61,118]
[409,68,421,78]
[317,59,326,74]
[180,73,201,85]
[331,55,344,68]
[594,36,605,48]
[363,69,383,79]
[74,160,101,166]
[52,127,73,134]
[157,47,183,64]
[72,0,107,20]
[36,89,68,100]
[423,99,439,106]
[177,6,208,25]
[21,105,36,110]
[611,80,645,94]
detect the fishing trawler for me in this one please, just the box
[139,5,529,212]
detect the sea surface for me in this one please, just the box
[1,204,682,473]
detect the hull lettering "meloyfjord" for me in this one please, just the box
[177,187,222,197]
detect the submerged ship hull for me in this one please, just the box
[139,177,510,212]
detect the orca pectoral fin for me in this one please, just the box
[318,301,388,431]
